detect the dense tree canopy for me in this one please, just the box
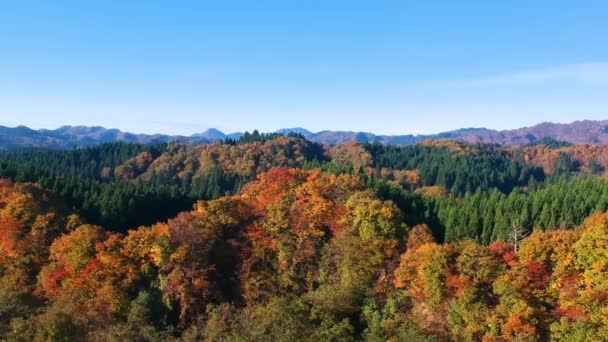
[0,136,328,232]
[3,137,608,339]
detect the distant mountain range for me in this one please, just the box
[1,119,608,150]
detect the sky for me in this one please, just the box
[1,1,608,135]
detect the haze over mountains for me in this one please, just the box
[1,119,608,149]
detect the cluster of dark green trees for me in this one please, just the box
[0,134,326,232]
[0,136,602,243]
[0,144,192,231]
[366,142,546,196]
[429,177,608,243]
[4,135,608,340]
[361,142,597,243]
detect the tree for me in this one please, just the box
[511,219,530,254]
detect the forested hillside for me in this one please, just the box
[0,134,327,231]
[3,135,608,340]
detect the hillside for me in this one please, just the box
[3,135,608,339]
[460,120,608,145]
[2,151,608,339]
[0,125,210,149]
[3,119,608,149]
[0,135,608,341]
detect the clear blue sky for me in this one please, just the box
[1,1,608,135]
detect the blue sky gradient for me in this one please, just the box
[1,1,608,135]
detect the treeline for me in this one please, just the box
[365,142,546,196]
[428,177,608,244]
[222,129,299,145]
[0,137,328,232]
[525,137,573,148]
[0,136,604,238]
[0,144,190,231]
[0,143,168,181]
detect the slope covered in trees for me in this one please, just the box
[3,136,608,339]
[0,135,327,232]
[2,170,608,340]
[364,141,545,196]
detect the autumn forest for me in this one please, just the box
[2,133,608,341]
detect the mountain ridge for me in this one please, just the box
[1,119,608,149]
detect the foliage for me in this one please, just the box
[3,136,608,339]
